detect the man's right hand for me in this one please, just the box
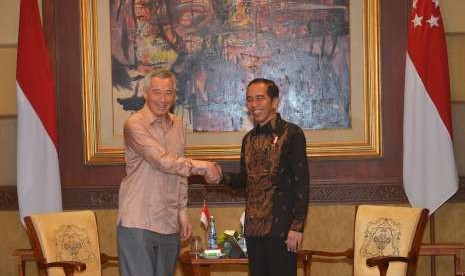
[191,160,222,184]
[204,162,222,184]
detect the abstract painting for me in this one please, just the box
[110,0,350,132]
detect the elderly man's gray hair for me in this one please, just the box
[143,68,177,92]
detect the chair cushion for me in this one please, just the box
[30,210,102,276]
[353,205,423,276]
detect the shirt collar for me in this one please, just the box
[254,113,282,134]
[140,104,174,129]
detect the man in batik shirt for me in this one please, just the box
[221,78,309,276]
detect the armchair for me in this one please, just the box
[24,210,118,276]
[303,205,429,276]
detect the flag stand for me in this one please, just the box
[200,199,210,251]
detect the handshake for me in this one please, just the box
[191,160,223,184]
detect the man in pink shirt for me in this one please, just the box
[117,68,221,276]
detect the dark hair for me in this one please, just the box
[247,78,279,99]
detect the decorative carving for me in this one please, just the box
[360,218,401,257]
[54,224,96,263]
[310,179,408,204]
[0,177,464,210]
[62,187,119,209]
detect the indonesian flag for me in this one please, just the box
[16,0,62,222]
[200,200,210,228]
[403,0,458,214]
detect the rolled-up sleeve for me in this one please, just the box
[124,118,193,177]
[177,176,188,209]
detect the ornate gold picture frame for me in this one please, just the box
[81,0,381,164]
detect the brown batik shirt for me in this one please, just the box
[222,113,309,238]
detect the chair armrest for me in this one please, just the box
[419,243,465,276]
[304,248,354,259]
[42,261,86,276]
[12,249,35,258]
[100,253,119,264]
[366,255,411,266]
[297,249,353,276]
[366,255,411,276]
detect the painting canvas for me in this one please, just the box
[80,0,381,163]
[110,0,350,132]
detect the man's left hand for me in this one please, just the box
[179,209,192,241]
[285,230,302,253]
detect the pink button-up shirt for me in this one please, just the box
[118,105,193,234]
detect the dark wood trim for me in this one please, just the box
[1,177,464,210]
[42,0,56,76]
[0,187,18,210]
[0,43,17,48]
[0,114,17,119]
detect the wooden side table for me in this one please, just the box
[419,243,465,276]
[179,251,248,276]
[178,251,311,276]
[12,249,35,276]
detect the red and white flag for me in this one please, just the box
[200,200,210,228]
[16,0,62,222]
[403,0,458,213]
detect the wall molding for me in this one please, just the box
[0,43,17,48]
[1,177,464,210]
[0,114,17,119]
[0,187,17,210]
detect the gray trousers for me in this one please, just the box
[117,224,180,276]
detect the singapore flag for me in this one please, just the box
[403,0,458,214]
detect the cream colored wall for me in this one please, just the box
[0,117,17,186]
[0,0,35,186]
[0,0,19,187]
[441,0,465,35]
[442,0,465,103]
[453,105,465,175]
[2,204,465,276]
[447,35,465,102]
[0,1,20,45]
[0,46,17,115]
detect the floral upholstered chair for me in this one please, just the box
[24,210,117,276]
[301,205,429,276]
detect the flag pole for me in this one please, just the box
[429,213,436,276]
[203,199,208,250]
